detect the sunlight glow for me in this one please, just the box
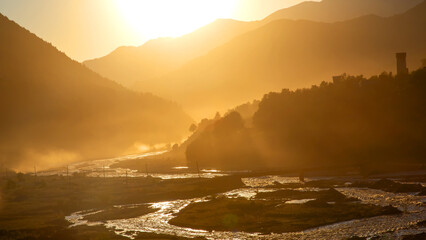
[114,0,238,39]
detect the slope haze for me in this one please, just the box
[154,2,426,119]
[84,0,422,97]
[84,19,260,89]
[0,14,193,171]
[265,0,423,23]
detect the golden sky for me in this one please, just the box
[0,0,313,61]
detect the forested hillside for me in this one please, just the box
[0,14,192,171]
[186,68,426,171]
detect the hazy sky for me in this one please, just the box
[0,0,313,61]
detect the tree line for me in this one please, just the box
[186,67,426,172]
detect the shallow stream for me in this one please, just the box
[66,176,426,239]
[38,151,227,179]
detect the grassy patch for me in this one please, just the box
[256,188,358,202]
[0,175,243,232]
[170,196,400,234]
[352,179,425,193]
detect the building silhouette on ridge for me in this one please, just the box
[396,52,408,75]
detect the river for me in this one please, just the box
[66,176,426,240]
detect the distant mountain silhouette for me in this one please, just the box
[151,2,426,119]
[265,0,423,23]
[83,0,422,94]
[0,14,192,171]
[84,19,260,88]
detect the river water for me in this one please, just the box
[66,176,426,240]
[37,151,228,179]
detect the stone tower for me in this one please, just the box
[396,52,408,75]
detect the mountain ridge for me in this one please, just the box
[0,13,193,171]
[84,18,260,88]
[149,1,426,119]
[264,0,423,23]
[83,0,423,93]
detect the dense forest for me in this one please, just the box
[186,68,426,172]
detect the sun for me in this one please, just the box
[114,0,237,39]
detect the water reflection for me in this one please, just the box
[66,209,103,228]
[37,151,228,179]
[286,199,315,204]
[66,177,426,240]
[241,176,332,188]
[38,151,165,177]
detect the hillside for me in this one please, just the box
[185,68,426,171]
[152,2,426,119]
[83,0,422,95]
[0,14,193,171]
[84,19,260,89]
[265,0,423,23]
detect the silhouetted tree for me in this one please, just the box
[187,68,426,171]
[253,68,426,169]
[189,123,197,132]
[186,112,261,171]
